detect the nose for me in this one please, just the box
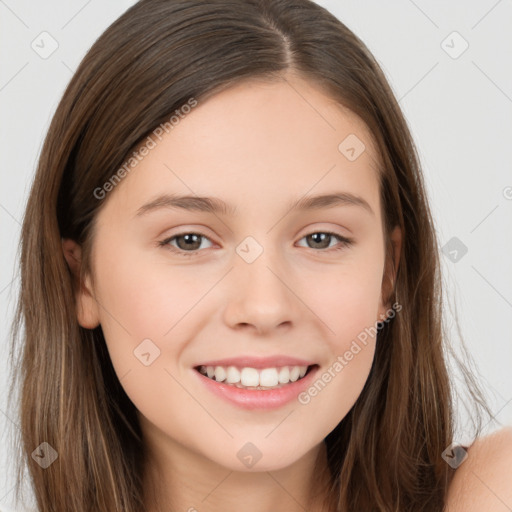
[222,244,301,335]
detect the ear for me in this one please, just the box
[377,225,402,321]
[61,238,100,329]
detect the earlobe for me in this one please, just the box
[378,225,402,321]
[61,238,101,329]
[389,225,402,286]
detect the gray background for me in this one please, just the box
[1,1,511,510]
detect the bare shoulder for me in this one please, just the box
[445,426,512,511]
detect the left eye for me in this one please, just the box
[296,231,353,251]
[159,231,353,257]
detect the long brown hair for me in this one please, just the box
[8,0,493,510]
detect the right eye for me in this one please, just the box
[158,232,214,257]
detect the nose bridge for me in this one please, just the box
[223,234,297,331]
[235,234,285,297]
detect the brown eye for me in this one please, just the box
[297,231,353,252]
[159,232,213,256]
[159,230,353,258]
[305,232,333,249]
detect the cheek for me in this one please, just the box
[91,231,384,462]
[303,254,384,352]
[92,242,207,386]
[295,281,380,439]
[294,251,383,422]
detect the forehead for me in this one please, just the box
[99,74,382,223]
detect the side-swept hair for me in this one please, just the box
[8,1,492,510]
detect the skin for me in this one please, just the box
[62,72,403,511]
[445,426,512,512]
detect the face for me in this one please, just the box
[64,73,401,474]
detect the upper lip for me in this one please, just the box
[194,355,317,370]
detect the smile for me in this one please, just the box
[193,364,320,410]
[195,364,313,390]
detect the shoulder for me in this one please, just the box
[445,426,512,511]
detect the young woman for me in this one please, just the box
[8,0,512,511]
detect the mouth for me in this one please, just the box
[193,363,318,391]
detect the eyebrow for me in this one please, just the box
[134,191,375,218]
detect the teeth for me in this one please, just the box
[226,366,240,384]
[259,368,278,387]
[198,364,310,388]
[214,366,226,382]
[278,366,290,383]
[290,366,300,382]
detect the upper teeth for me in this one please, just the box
[198,365,309,387]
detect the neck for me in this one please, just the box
[142,435,334,512]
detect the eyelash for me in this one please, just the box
[158,230,354,258]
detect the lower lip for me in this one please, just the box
[193,365,319,410]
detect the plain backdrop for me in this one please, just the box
[1,1,511,510]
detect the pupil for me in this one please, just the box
[180,234,200,249]
[309,233,329,248]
